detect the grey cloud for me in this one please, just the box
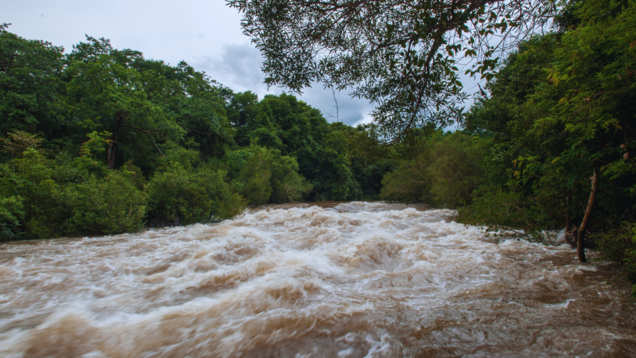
[299,86,374,126]
[195,44,374,126]
[196,44,268,92]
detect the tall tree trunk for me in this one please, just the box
[107,115,123,170]
[577,168,600,263]
[107,141,117,170]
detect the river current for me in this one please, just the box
[0,202,634,357]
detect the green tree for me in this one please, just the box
[147,161,244,224]
[0,195,24,241]
[461,0,636,260]
[0,25,65,139]
[227,0,559,138]
[381,132,486,207]
[62,171,147,235]
[133,59,236,162]
[227,144,312,205]
[65,37,182,169]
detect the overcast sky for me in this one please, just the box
[3,0,480,127]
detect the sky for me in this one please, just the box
[3,0,481,127]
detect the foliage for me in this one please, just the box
[62,172,147,235]
[228,144,313,205]
[235,147,272,206]
[227,0,559,139]
[1,149,66,240]
[459,0,636,254]
[65,37,182,170]
[0,28,65,138]
[0,29,395,241]
[381,132,486,207]
[595,222,636,287]
[457,187,550,239]
[147,162,244,224]
[427,133,486,207]
[1,130,47,157]
[0,195,24,241]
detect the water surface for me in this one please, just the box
[0,202,634,357]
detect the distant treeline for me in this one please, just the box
[1,0,635,294]
[0,26,406,240]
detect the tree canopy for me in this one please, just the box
[227,0,557,139]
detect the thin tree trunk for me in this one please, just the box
[577,168,600,263]
[107,115,123,170]
[107,141,117,170]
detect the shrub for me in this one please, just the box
[426,133,485,207]
[0,195,24,241]
[235,148,272,205]
[595,222,636,292]
[457,187,549,238]
[273,172,313,203]
[228,144,312,205]
[147,162,244,224]
[2,149,69,240]
[63,171,147,235]
[269,151,312,203]
[380,155,431,203]
[381,132,486,208]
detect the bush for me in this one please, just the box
[272,172,313,203]
[457,187,550,238]
[1,149,69,240]
[147,162,244,224]
[381,132,486,208]
[269,151,313,203]
[380,155,431,203]
[595,222,636,290]
[228,144,312,205]
[427,133,485,207]
[63,171,147,235]
[235,148,272,205]
[0,195,24,241]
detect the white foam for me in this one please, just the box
[0,202,633,357]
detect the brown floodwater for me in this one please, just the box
[0,202,634,357]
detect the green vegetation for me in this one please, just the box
[381,131,486,208]
[0,25,395,241]
[460,1,635,258]
[229,0,635,292]
[1,0,635,293]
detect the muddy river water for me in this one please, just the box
[0,202,635,357]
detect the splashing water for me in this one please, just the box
[0,202,634,357]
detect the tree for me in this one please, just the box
[227,0,557,139]
[0,25,65,139]
[461,0,636,261]
[65,37,182,169]
[133,59,236,161]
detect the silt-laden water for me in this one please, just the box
[0,202,634,357]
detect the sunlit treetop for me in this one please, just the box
[227,0,558,140]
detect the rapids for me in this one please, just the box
[0,202,634,357]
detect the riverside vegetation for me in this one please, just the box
[1,0,635,295]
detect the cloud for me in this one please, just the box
[299,86,374,126]
[195,44,374,126]
[196,44,267,92]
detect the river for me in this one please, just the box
[0,202,634,357]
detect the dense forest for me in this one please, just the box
[1,0,635,294]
